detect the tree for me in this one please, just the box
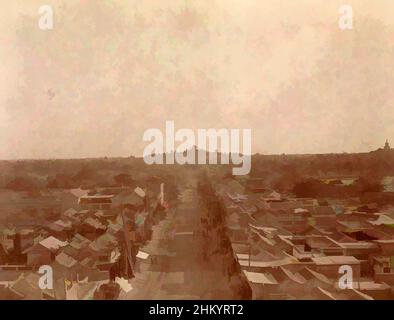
[292,179,321,198]
[355,177,383,193]
[113,173,134,186]
[6,177,37,191]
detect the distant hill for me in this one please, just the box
[1,147,394,192]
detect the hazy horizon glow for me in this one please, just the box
[1,0,394,160]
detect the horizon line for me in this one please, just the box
[0,148,388,162]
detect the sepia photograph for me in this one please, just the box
[0,0,394,308]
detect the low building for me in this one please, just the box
[312,256,360,279]
[24,236,68,267]
[79,195,114,210]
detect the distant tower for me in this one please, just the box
[384,139,391,150]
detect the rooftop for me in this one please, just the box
[312,256,360,265]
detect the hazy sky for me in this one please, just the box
[1,0,394,159]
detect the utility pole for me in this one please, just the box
[249,243,251,267]
[121,208,135,278]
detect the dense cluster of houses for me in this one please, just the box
[0,185,167,299]
[219,177,394,300]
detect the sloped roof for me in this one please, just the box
[80,257,95,268]
[279,266,306,284]
[10,273,42,299]
[317,287,373,300]
[69,234,91,250]
[47,220,72,233]
[70,188,89,198]
[243,270,278,285]
[80,194,114,200]
[115,277,133,293]
[261,190,281,200]
[39,236,68,251]
[369,214,394,226]
[357,281,391,291]
[134,187,146,198]
[63,208,78,217]
[89,233,118,252]
[56,252,77,268]
[114,190,144,207]
[239,256,298,268]
[84,217,106,230]
[312,255,359,265]
[136,251,150,260]
[313,206,336,216]
[300,267,333,286]
[294,208,309,214]
[61,245,80,259]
